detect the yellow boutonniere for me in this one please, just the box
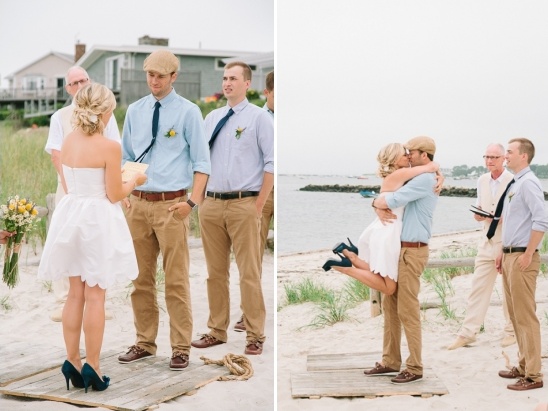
[164,127,177,138]
[235,127,246,139]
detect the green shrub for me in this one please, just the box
[246,89,261,100]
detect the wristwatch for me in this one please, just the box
[186,199,197,209]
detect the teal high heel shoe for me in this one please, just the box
[332,238,358,255]
[322,256,352,271]
[61,360,84,390]
[81,363,110,393]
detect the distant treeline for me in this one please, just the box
[300,184,548,200]
[451,164,548,178]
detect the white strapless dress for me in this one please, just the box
[357,192,404,281]
[38,166,138,289]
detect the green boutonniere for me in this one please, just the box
[508,192,515,202]
[164,127,177,138]
[235,127,246,139]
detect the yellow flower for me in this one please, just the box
[164,127,177,138]
[31,208,38,216]
[20,198,27,205]
[235,127,247,139]
[8,203,15,210]
[17,205,25,214]
[25,203,33,211]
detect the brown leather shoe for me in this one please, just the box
[234,315,246,332]
[391,370,423,384]
[169,351,189,370]
[507,377,543,391]
[244,341,263,355]
[118,345,153,363]
[364,362,399,375]
[499,366,525,379]
[191,334,225,349]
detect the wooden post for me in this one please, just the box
[370,290,382,317]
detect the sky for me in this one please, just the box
[277,0,548,175]
[0,0,274,87]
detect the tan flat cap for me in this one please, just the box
[143,50,179,75]
[405,136,436,155]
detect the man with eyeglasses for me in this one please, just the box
[45,66,121,322]
[448,143,515,350]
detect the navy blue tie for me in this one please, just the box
[486,178,515,239]
[152,101,161,138]
[209,108,234,149]
[135,101,161,163]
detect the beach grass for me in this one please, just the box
[0,123,56,241]
[283,277,335,306]
[309,295,352,327]
[281,277,371,327]
[0,295,12,311]
[343,278,370,304]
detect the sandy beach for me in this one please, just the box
[0,237,274,410]
[277,230,547,411]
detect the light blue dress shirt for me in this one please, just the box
[122,88,210,191]
[385,173,438,243]
[205,99,274,192]
[501,167,548,247]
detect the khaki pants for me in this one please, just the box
[459,237,514,339]
[502,252,542,382]
[199,196,266,343]
[259,188,274,260]
[126,194,192,355]
[382,246,429,375]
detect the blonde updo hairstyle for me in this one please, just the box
[376,143,406,178]
[72,83,116,135]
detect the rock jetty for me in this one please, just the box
[299,184,548,200]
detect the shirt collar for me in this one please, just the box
[227,98,249,114]
[147,88,176,108]
[514,166,531,180]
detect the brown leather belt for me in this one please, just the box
[502,247,536,254]
[401,241,428,248]
[206,191,259,200]
[132,189,186,202]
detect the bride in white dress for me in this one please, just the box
[332,143,438,295]
[38,83,147,392]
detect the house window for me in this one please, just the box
[106,54,126,91]
[214,58,257,72]
[23,76,44,90]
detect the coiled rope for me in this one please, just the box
[200,353,254,381]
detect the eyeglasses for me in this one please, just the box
[483,155,502,160]
[67,78,89,87]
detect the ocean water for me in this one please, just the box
[276,174,548,255]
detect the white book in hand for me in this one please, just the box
[470,205,494,219]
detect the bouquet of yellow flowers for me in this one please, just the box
[1,195,40,288]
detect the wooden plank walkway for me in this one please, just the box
[0,349,230,411]
[0,342,84,387]
[291,352,449,399]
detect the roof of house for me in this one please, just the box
[6,51,74,78]
[77,44,262,69]
[222,51,274,69]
